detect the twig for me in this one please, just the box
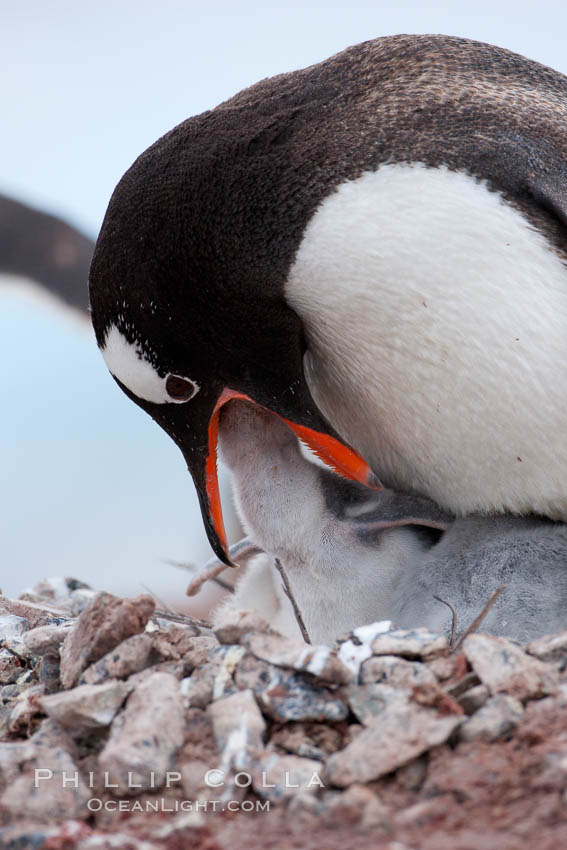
[164,559,235,595]
[153,608,213,630]
[184,562,234,597]
[433,595,458,647]
[451,585,507,654]
[273,558,311,644]
[163,558,198,573]
[141,583,174,613]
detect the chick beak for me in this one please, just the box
[197,388,379,566]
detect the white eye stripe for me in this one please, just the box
[101,323,199,405]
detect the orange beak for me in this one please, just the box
[205,388,379,565]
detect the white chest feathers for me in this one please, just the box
[285,163,567,519]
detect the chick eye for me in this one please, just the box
[165,374,200,402]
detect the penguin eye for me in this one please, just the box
[165,374,200,402]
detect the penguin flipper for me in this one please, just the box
[344,491,453,540]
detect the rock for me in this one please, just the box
[0,719,89,823]
[321,784,390,829]
[0,650,23,685]
[234,653,348,723]
[151,616,201,636]
[38,654,61,693]
[77,831,160,849]
[459,695,524,742]
[149,811,204,840]
[39,680,131,731]
[244,632,353,685]
[180,757,214,798]
[0,595,68,628]
[396,755,429,792]
[8,683,45,734]
[180,666,217,709]
[325,702,461,787]
[371,628,449,660]
[394,796,452,829]
[180,635,219,670]
[250,752,324,801]
[457,684,490,714]
[286,782,389,830]
[0,638,34,665]
[208,689,266,770]
[445,671,480,698]
[178,707,217,767]
[20,576,73,604]
[346,683,408,726]
[526,630,567,663]
[98,672,184,795]
[68,587,99,615]
[271,722,343,760]
[23,623,72,656]
[0,739,36,786]
[426,655,458,681]
[463,634,558,700]
[180,645,245,709]
[0,821,92,847]
[337,621,394,677]
[125,658,186,687]
[360,654,438,688]
[0,615,29,641]
[79,634,154,684]
[150,623,203,664]
[18,578,94,614]
[214,608,276,644]
[59,593,155,688]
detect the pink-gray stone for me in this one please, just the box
[462,633,558,700]
[244,632,353,685]
[458,684,490,714]
[23,623,72,656]
[526,630,567,663]
[250,751,324,802]
[0,719,89,823]
[360,654,438,688]
[98,672,184,795]
[346,683,408,726]
[234,653,347,723]
[59,592,155,688]
[208,689,266,766]
[459,694,524,742]
[39,680,131,730]
[371,628,449,660]
[214,608,276,644]
[79,633,154,684]
[325,702,461,787]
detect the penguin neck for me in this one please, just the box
[286,163,567,520]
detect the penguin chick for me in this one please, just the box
[217,401,567,644]
[395,516,567,644]
[217,400,449,644]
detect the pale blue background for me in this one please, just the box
[1,0,566,600]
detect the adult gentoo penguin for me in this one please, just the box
[89,35,567,564]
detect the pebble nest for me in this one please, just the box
[1,577,567,849]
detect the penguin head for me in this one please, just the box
[89,135,376,565]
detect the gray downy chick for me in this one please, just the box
[396,515,567,644]
[217,401,567,645]
[217,400,448,643]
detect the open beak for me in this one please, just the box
[198,388,379,566]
